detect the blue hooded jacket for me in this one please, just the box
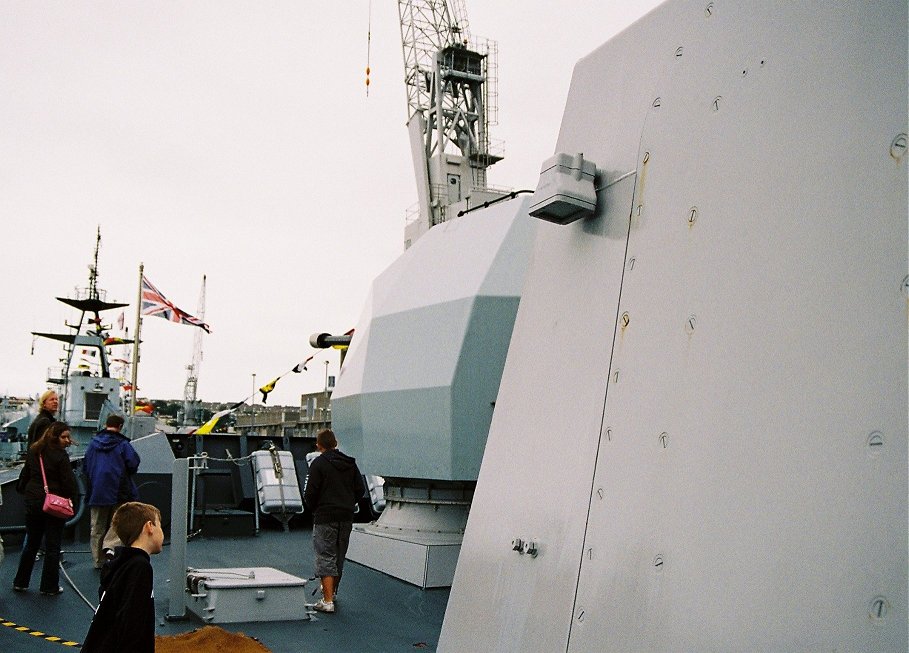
[84,429,141,506]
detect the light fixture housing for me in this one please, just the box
[528,152,597,224]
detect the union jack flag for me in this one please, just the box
[141,276,211,333]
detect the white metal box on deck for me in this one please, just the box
[347,526,460,589]
[185,566,308,623]
[251,450,304,514]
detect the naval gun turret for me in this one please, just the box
[332,196,536,588]
[325,0,533,588]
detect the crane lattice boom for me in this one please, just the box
[398,0,504,248]
[182,275,206,426]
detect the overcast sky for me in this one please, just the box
[0,1,664,408]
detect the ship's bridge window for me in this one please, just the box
[84,392,106,421]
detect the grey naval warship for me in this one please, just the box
[0,1,905,651]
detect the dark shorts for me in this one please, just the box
[313,521,353,578]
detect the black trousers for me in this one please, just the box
[14,499,65,592]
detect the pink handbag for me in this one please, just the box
[39,455,74,519]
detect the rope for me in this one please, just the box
[191,451,257,466]
[59,560,97,612]
[269,445,290,525]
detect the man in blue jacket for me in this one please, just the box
[84,415,140,569]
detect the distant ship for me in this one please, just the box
[0,230,157,532]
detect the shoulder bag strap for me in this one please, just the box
[38,455,49,494]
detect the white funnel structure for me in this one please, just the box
[441,1,907,651]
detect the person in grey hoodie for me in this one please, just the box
[303,428,365,613]
[83,414,140,569]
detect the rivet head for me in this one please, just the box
[712,96,722,112]
[659,432,669,449]
[675,46,684,57]
[620,312,630,328]
[605,427,613,442]
[612,369,620,384]
[705,3,715,17]
[596,487,605,500]
[642,151,650,164]
[891,133,907,161]
[869,596,889,620]
[902,275,909,298]
[687,207,698,225]
[653,554,664,570]
[652,97,662,109]
[576,606,586,622]
[626,257,636,271]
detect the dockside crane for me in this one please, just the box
[181,275,206,427]
[398,0,505,247]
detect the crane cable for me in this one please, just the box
[365,0,372,95]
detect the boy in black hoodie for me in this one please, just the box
[303,428,365,613]
[82,501,163,653]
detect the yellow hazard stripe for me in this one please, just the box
[0,617,81,647]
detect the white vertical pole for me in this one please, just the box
[129,263,144,416]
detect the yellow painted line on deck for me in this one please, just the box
[0,616,81,647]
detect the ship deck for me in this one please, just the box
[0,525,450,652]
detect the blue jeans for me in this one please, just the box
[14,499,65,592]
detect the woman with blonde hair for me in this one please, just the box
[13,421,77,595]
[27,390,58,446]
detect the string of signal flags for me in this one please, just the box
[127,266,353,433]
[193,336,351,436]
[255,328,355,406]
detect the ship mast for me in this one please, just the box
[57,228,118,408]
[32,227,130,446]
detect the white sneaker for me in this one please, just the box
[313,599,335,613]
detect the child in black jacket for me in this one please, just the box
[81,502,163,653]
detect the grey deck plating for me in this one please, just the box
[0,527,449,652]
